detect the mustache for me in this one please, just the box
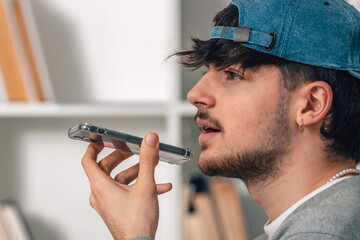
[193,110,223,132]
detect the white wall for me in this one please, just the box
[348,0,360,10]
[30,0,180,103]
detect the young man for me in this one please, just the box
[81,0,360,239]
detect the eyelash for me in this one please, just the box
[201,68,244,81]
[224,70,244,81]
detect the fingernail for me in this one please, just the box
[145,133,158,146]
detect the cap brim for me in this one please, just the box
[350,70,360,79]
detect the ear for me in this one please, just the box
[296,81,333,128]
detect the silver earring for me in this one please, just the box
[299,119,304,133]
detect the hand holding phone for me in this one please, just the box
[81,132,171,239]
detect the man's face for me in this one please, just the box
[187,64,292,184]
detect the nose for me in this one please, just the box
[187,70,216,109]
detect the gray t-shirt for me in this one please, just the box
[129,238,153,240]
[255,175,360,240]
[130,175,360,240]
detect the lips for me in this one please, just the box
[196,118,221,144]
[196,119,221,133]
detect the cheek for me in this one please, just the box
[227,116,262,149]
[221,104,263,148]
[216,77,280,147]
[220,94,276,148]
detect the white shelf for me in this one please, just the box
[0,101,196,118]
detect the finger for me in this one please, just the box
[98,149,133,175]
[156,183,173,195]
[137,132,159,183]
[114,163,139,185]
[81,143,107,182]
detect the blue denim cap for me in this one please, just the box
[209,0,360,79]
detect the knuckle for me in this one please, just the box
[98,161,110,174]
[81,156,87,167]
[89,194,96,208]
[115,173,128,184]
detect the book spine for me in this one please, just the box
[0,207,10,240]
[0,67,8,102]
[0,0,28,101]
[13,0,44,101]
[210,180,248,240]
[1,202,31,240]
[15,0,55,101]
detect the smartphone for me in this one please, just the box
[68,123,193,165]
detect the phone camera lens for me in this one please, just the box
[98,128,105,134]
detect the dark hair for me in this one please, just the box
[174,4,360,164]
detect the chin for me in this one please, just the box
[197,152,222,177]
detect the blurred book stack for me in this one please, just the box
[183,176,248,240]
[0,0,53,102]
[0,199,34,240]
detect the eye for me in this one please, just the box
[224,70,244,81]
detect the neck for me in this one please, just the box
[245,155,356,222]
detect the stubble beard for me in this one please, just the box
[198,92,291,185]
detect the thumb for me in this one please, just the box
[137,132,159,183]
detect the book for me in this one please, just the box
[210,179,248,240]
[12,0,54,101]
[183,177,248,240]
[0,0,54,102]
[12,0,43,101]
[183,191,222,240]
[0,67,8,102]
[0,199,34,240]
[0,0,28,101]
[0,209,10,240]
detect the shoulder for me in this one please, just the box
[128,237,154,240]
[253,233,268,240]
[272,176,360,240]
[281,232,345,240]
